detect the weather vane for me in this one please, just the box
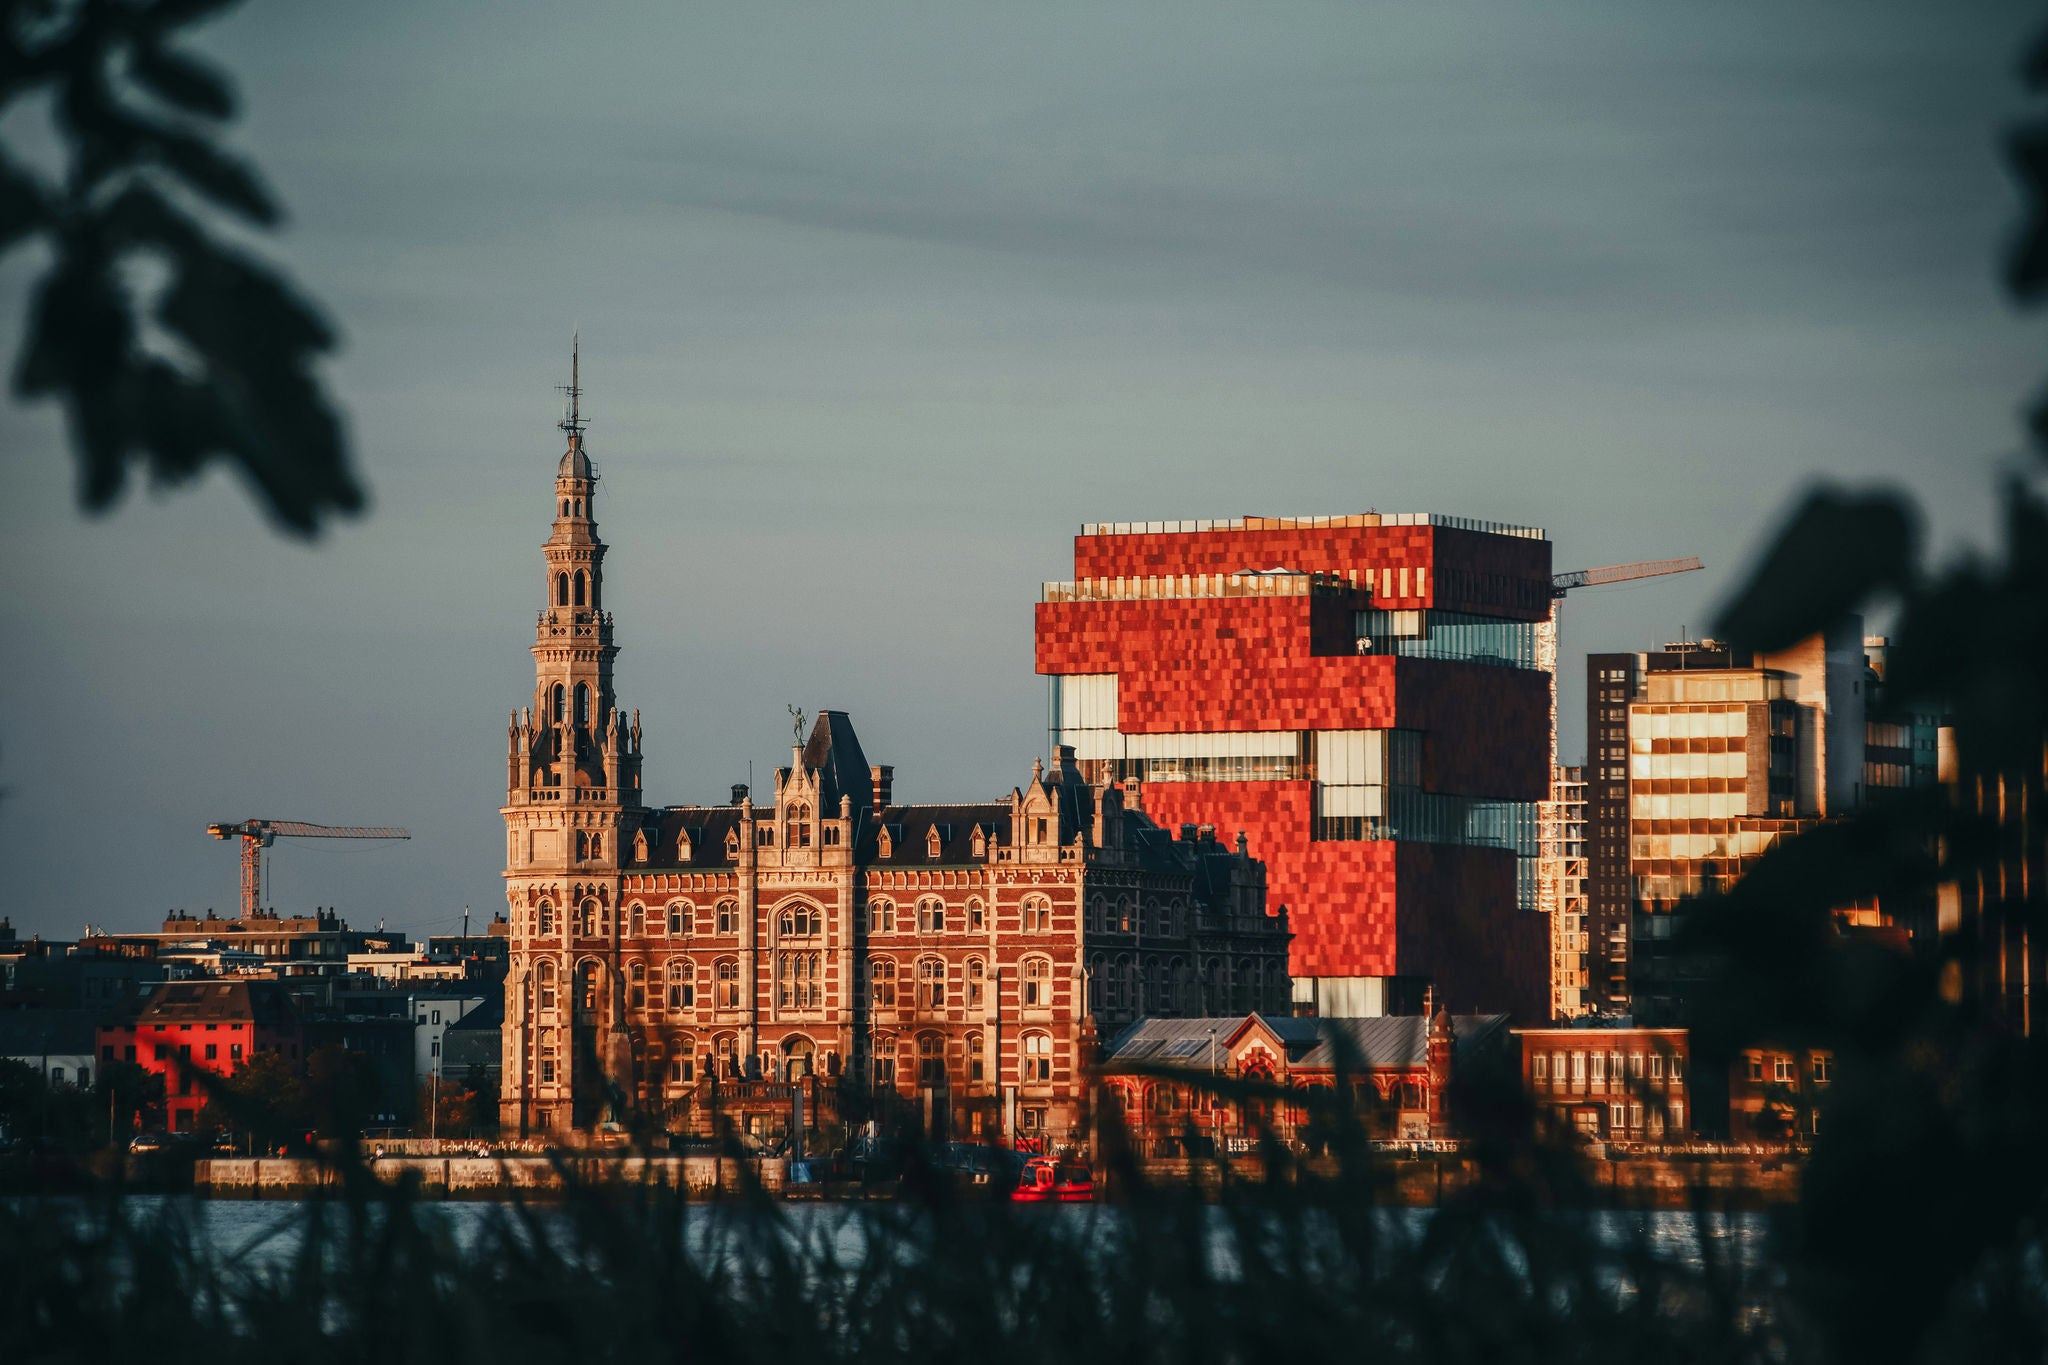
[789,704,806,745]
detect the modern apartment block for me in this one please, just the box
[1585,620,1872,1022]
[1035,514,1554,1019]
[1540,765,1591,1019]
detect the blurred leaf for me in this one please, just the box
[129,42,232,119]
[140,123,276,223]
[1713,485,1918,651]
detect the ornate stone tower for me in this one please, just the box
[502,340,644,1137]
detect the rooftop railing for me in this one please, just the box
[1078,512,1547,541]
[1042,571,1359,603]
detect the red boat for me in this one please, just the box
[1010,1155,1095,1202]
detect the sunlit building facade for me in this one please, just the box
[1036,514,1553,1019]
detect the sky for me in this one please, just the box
[0,1,2039,942]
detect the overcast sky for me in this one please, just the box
[0,1,2039,942]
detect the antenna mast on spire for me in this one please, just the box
[557,329,585,437]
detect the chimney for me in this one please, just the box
[871,765,894,808]
[730,783,749,805]
[1180,823,1198,843]
[1197,824,1216,843]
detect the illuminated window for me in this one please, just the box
[868,957,897,1009]
[1022,956,1051,1007]
[1023,1031,1053,1081]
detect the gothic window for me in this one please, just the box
[539,1028,557,1084]
[714,958,741,1009]
[1022,1031,1053,1082]
[669,1035,695,1083]
[966,957,985,1008]
[967,898,985,930]
[1022,955,1051,1007]
[716,901,738,935]
[1086,896,1105,935]
[1150,959,1168,1014]
[756,826,775,847]
[667,961,693,1010]
[667,902,691,936]
[537,959,557,1010]
[1168,900,1186,938]
[778,952,820,1010]
[1238,958,1256,1011]
[537,900,555,936]
[556,573,569,607]
[576,961,600,1014]
[917,956,946,1010]
[1118,898,1135,934]
[1087,955,1105,1013]
[628,903,644,937]
[1023,895,1052,933]
[590,832,602,859]
[868,957,897,1009]
[869,898,895,934]
[576,899,598,937]
[575,683,590,726]
[966,1031,985,1083]
[788,804,811,849]
[573,571,586,606]
[779,904,820,939]
[917,1032,944,1086]
[872,1034,897,1086]
[1112,955,1134,1012]
[551,685,565,723]
[918,897,946,933]
[629,961,647,1009]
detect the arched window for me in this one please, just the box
[576,898,598,938]
[788,804,811,849]
[576,960,600,1014]
[868,957,897,1009]
[917,956,947,1010]
[967,897,985,930]
[872,1034,897,1086]
[667,902,691,936]
[716,901,738,935]
[1022,1031,1053,1082]
[1117,897,1135,934]
[560,500,568,517]
[536,959,557,1010]
[575,683,590,726]
[918,897,946,934]
[1087,954,1106,1012]
[556,573,569,606]
[537,900,555,936]
[917,1032,944,1086]
[784,1035,816,1080]
[779,904,820,939]
[713,957,741,1009]
[573,571,587,606]
[629,961,647,1009]
[777,951,819,1009]
[628,903,644,937]
[551,685,565,723]
[669,1033,696,1083]
[1022,955,1051,1007]
[713,1032,739,1077]
[1112,954,1134,1012]
[1023,895,1051,933]
[667,960,693,1010]
[966,1031,986,1084]
[966,957,985,1008]
[869,898,895,934]
[1168,900,1185,938]
[1087,896,1105,935]
[1169,958,1189,1013]
[538,1028,557,1084]
[1237,958,1256,1011]
[1149,959,1168,1014]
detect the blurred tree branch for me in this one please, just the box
[1,0,361,535]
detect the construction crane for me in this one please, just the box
[1536,556,1704,767]
[206,820,410,918]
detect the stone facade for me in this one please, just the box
[499,408,1288,1144]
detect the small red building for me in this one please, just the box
[1514,1025,1690,1142]
[97,980,301,1133]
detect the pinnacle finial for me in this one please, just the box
[558,329,584,438]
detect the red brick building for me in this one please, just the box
[499,393,1287,1145]
[1514,1025,1691,1141]
[1099,1010,1508,1156]
[1036,515,1553,1018]
[97,980,302,1133]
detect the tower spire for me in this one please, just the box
[558,329,584,438]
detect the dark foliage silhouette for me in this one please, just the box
[1,0,360,534]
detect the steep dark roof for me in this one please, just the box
[138,980,298,1029]
[859,803,1010,865]
[1103,1013,1509,1071]
[641,805,747,870]
[800,710,874,814]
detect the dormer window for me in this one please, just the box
[877,826,895,859]
[723,830,740,859]
[926,826,943,859]
[970,825,987,858]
